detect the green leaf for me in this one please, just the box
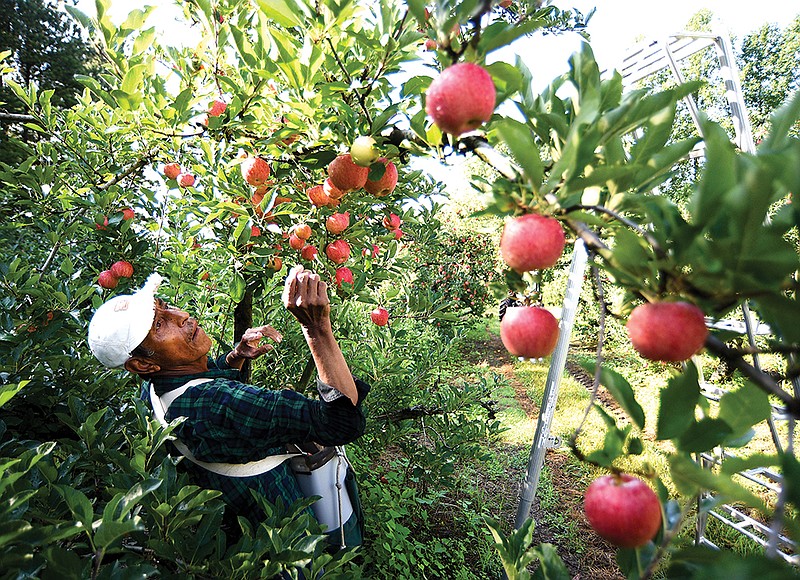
[480,18,548,54]
[121,64,147,94]
[717,382,771,441]
[494,118,542,186]
[256,0,305,27]
[57,485,94,528]
[531,543,570,580]
[0,381,28,408]
[579,362,645,429]
[669,454,764,507]
[656,364,700,440]
[676,418,732,453]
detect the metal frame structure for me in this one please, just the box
[513,29,799,566]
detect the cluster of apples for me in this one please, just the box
[97,260,134,290]
[498,213,567,359]
[162,162,196,188]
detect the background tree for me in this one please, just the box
[0,0,99,162]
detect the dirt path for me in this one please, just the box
[464,331,623,579]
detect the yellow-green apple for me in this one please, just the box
[584,474,662,549]
[500,213,565,272]
[426,62,496,136]
[350,136,380,167]
[500,306,559,358]
[626,301,708,362]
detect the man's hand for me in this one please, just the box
[226,325,282,369]
[281,265,332,334]
[282,265,358,405]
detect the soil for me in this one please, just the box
[462,331,624,580]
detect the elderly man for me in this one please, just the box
[87,265,368,547]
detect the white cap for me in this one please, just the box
[88,273,164,368]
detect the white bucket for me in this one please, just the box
[294,454,353,533]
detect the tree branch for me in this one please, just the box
[373,405,446,423]
[705,334,800,417]
[0,112,36,123]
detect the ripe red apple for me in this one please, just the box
[323,178,345,200]
[241,156,271,187]
[208,99,227,117]
[499,0,512,7]
[584,474,662,549]
[425,62,496,136]
[334,266,354,288]
[326,212,350,235]
[370,307,389,326]
[326,240,351,264]
[350,136,379,167]
[95,216,109,231]
[382,213,402,230]
[163,163,181,179]
[301,245,318,261]
[288,234,305,250]
[392,228,404,240]
[626,301,708,362]
[424,38,437,51]
[268,255,283,271]
[362,244,380,258]
[251,225,261,237]
[178,173,196,188]
[364,158,398,197]
[120,207,135,220]
[97,270,118,289]
[110,260,133,278]
[306,185,331,207]
[294,223,312,240]
[500,306,559,359]
[500,213,565,272]
[327,154,368,192]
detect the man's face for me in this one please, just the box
[138,298,212,368]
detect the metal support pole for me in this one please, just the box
[514,240,589,529]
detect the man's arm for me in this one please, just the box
[282,265,358,405]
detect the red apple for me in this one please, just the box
[626,301,708,362]
[251,225,261,237]
[268,255,283,271]
[584,474,662,549]
[95,216,109,231]
[500,213,565,272]
[120,207,135,220]
[110,260,133,278]
[323,178,345,200]
[294,223,312,240]
[500,306,559,359]
[334,266,354,288]
[241,156,271,187]
[163,163,181,179]
[370,307,389,326]
[382,213,402,230]
[327,154,368,192]
[97,270,118,289]
[289,234,305,250]
[425,62,496,136]
[326,212,350,235]
[364,159,398,197]
[306,185,331,207]
[178,173,196,188]
[326,240,351,264]
[208,99,227,117]
[362,244,380,258]
[301,245,318,261]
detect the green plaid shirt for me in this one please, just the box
[141,355,369,523]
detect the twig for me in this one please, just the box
[0,112,36,123]
[571,204,665,259]
[704,334,800,417]
[373,405,446,422]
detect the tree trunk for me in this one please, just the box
[233,286,253,382]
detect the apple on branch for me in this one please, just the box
[500,213,566,272]
[584,474,662,549]
[626,301,708,362]
[500,306,559,359]
[426,62,496,137]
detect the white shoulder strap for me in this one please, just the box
[149,378,300,478]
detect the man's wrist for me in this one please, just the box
[225,350,240,365]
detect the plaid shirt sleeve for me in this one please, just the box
[166,376,369,463]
